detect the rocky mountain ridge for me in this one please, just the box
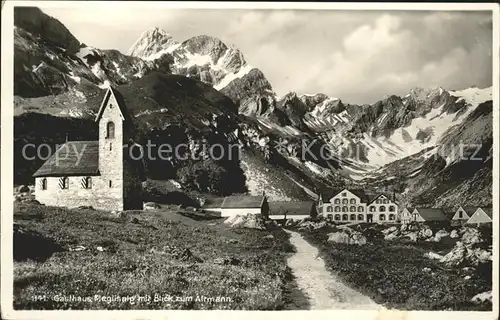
[13,7,493,207]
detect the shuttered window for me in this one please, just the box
[59,177,69,189]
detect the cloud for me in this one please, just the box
[40,7,493,104]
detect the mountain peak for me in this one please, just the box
[128,27,177,58]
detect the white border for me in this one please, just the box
[1,1,499,320]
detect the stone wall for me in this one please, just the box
[35,176,123,211]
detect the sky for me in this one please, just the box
[41,7,493,104]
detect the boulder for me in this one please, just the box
[263,234,275,240]
[384,232,399,241]
[424,251,444,260]
[402,232,418,242]
[224,214,266,230]
[440,241,467,267]
[382,226,398,235]
[418,227,433,239]
[461,228,482,245]
[327,229,367,246]
[450,229,459,239]
[471,291,492,304]
[17,185,30,193]
[435,229,449,239]
[144,202,160,211]
[327,232,350,244]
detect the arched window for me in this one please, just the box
[342,206,348,212]
[334,214,341,221]
[342,199,348,204]
[358,206,363,212]
[370,206,376,212]
[350,206,356,212]
[350,198,356,204]
[389,205,395,212]
[389,214,396,221]
[327,214,333,221]
[350,214,356,221]
[106,121,115,139]
[342,214,349,221]
[59,176,69,189]
[384,199,389,204]
[334,199,341,204]
[327,206,333,212]
[357,214,364,221]
[334,206,340,212]
[40,178,47,190]
[380,206,386,212]
[379,214,386,221]
[82,177,92,189]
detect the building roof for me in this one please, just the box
[441,206,456,219]
[402,207,415,212]
[478,207,493,219]
[368,193,396,205]
[95,86,132,123]
[269,201,315,216]
[220,195,266,209]
[33,141,100,177]
[319,188,372,203]
[414,208,448,221]
[460,206,479,214]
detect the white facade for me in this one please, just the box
[367,194,398,223]
[399,208,413,224]
[318,189,368,223]
[467,208,492,226]
[269,214,310,220]
[218,208,261,217]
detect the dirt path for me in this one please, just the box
[285,229,382,310]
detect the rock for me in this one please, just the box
[96,246,104,252]
[175,248,203,263]
[144,202,160,211]
[224,214,266,230]
[384,232,399,241]
[226,239,238,244]
[471,291,492,304]
[263,234,275,240]
[327,229,367,246]
[434,229,449,240]
[461,228,482,245]
[17,185,30,193]
[424,251,444,260]
[382,226,397,235]
[402,232,418,242]
[70,245,86,252]
[474,248,492,263]
[418,227,433,239]
[422,267,432,272]
[450,230,459,238]
[440,242,467,267]
[328,232,350,244]
[464,275,471,280]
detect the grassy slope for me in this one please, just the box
[296,227,492,311]
[13,203,308,310]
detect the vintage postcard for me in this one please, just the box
[1,1,498,319]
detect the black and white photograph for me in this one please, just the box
[1,1,498,318]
